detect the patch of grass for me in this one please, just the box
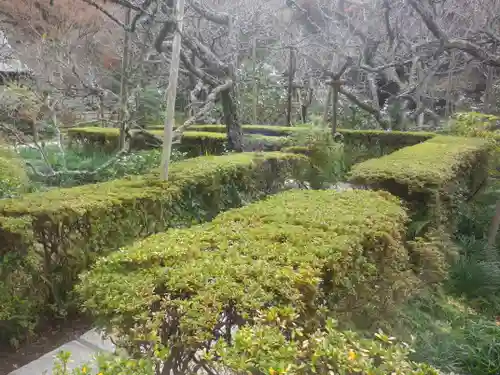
[394,291,500,375]
[391,180,500,375]
[447,180,500,314]
[17,145,186,187]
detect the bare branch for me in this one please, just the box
[338,86,388,129]
[174,79,232,136]
[78,0,129,30]
[407,0,500,67]
[406,0,448,41]
[188,0,229,25]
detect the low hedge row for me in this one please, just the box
[78,189,416,370]
[153,124,435,148]
[0,153,29,198]
[148,124,310,137]
[148,124,435,162]
[0,152,306,344]
[67,126,436,163]
[348,136,491,226]
[177,132,291,155]
[66,127,185,152]
[66,127,291,156]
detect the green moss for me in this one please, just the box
[0,152,307,345]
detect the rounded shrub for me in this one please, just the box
[216,316,440,375]
[287,127,345,188]
[78,189,417,373]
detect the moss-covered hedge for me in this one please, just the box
[78,189,415,367]
[152,124,435,150]
[148,125,435,162]
[0,152,306,345]
[66,127,291,155]
[157,124,310,137]
[0,153,29,198]
[348,136,491,225]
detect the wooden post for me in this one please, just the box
[252,36,258,124]
[160,0,186,180]
[445,52,455,118]
[286,46,295,126]
[118,7,131,151]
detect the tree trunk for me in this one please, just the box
[296,87,306,123]
[485,63,497,114]
[445,52,455,118]
[301,104,307,124]
[487,200,500,252]
[221,88,243,152]
[99,94,105,127]
[332,83,339,134]
[252,36,258,124]
[322,85,332,126]
[286,46,295,126]
[160,0,185,180]
[418,112,425,128]
[31,121,39,144]
[367,73,380,112]
[118,7,131,151]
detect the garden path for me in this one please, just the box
[8,330,114,375]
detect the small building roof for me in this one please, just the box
[0,30,29,73]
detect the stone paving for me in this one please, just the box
[8,330,114,375]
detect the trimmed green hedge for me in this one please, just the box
[66,127,291,155]
[175,131,227,156]
[148,125,435,162]
[0,153,29,198]
[67,127,163,152]
[338,129,435,164]
[177,132,291,156]
[67,126,435,161]
[153,124,310,137]
[151,124,435,149]
[348,136,490,225]
[0,152,306,345]
[78,189,415,368]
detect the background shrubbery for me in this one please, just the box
[19,146,185,187]
[0,152,306,346]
